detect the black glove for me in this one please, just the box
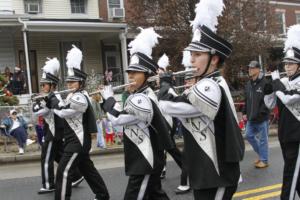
[32,100,42,112]
[263,83,273,95]
[158,82,172,100]
[45,92,60,109]
[272,79,286,92]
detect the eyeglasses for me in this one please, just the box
[12,112,17,115]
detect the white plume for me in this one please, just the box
[191,0,225,33]
[66,45,82,70]
[158,53,169,70]
[284,24,300,52]
[182,51,192,68]
[128,27,162,58]
[43,57,60,76]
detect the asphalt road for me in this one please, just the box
[0,138,297,200]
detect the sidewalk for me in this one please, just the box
[0,125,278,164]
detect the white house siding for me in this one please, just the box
[12,0,99,19]
[12,0,24,14]
[0,0,12,11]
[0,29,16,70]
[14,32,104,83]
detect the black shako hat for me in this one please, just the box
[185,25,233,62]
[283,47,300,64]
[126,52,159,75]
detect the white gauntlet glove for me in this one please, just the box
[101,85,114,100]
[271,70,280,80]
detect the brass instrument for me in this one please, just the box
[31,89,75,101]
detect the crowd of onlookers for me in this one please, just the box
[2,66,27,95]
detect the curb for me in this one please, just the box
[0,129,278,164]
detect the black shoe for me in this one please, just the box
[72,177,84,187]
[160,170,166,179]
[174,186,190,195]
[38,187,55,194]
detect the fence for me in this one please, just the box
[0,105,36,126]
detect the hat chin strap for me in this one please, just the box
[196,53,213,81]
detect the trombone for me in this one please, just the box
[31,89,75,101]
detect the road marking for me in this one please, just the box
[233,184,282,197]
[242,190,281,200]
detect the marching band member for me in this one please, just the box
[50,46,109,200]
[264,24,300,200]
[101,27,173,200]
[158,0,244,199]
[157,53,190,194]
[32,58,83,195]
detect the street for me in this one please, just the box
[0,138,296,200]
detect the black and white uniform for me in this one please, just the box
[53,91,109,200]
[159,71,244,199]
[264,73,300,200]
[102,86,173,200]
[33,94,82,190]
[158,85,189,186]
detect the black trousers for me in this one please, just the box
[280,142,300,200]
[41,140,82,189]
[163,147,188,185]
[55,151,109,200]
[193,185,237,200]
[124,172,169,200]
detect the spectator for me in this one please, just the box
[3,67,13,91]
[91,94,106,149]
[103,118,114,146]
[0,109,34,154]
[243,61,270,168]
[11,67,26,95]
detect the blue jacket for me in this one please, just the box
[1,116,28,133]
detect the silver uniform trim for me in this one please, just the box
[61,153,78,200]
[44,141,53,189]
[289,145,300,200]
[214,187,225,200]
[137,175,150,200]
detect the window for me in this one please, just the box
[275,11,286,35]
[108,0,122,8]
[70,0,86,14]
[296,13,300,24]
[24,0,41,14]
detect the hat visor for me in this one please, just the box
[40,79,58,84]
[126,65,153,74]
[66,76,83,82]
[184,42,211,52]
[282,57,300,64]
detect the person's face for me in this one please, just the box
[40,83,51,93]
[67,81,80,90]
[248,67,260,78]
[127,71,146,93]
[284,63,299,77]
[190,51,219,76]
[10,112,17,120]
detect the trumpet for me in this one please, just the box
[89,82,136,96]
[31,89,75,101]
[147,69,197,82]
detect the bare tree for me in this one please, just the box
[127,0,278,88]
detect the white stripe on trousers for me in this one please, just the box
[214,187,225,200]
[137,175,150,200]
[44,141,53,189]
[289,145,300,200]
[61,153,78,200]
